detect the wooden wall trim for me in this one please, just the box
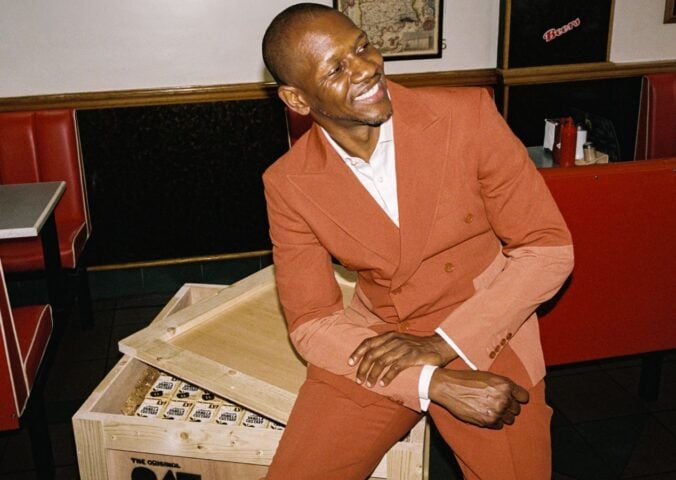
[2,60,673,112]
[0,82,278,112]
[88,250,273,272]
[499,60,676,86]
[0,69,497,112]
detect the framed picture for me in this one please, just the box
[333,0,443,60]
[665,0,676,23]
[499,0,613,69]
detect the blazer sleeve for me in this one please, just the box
[436,89,574,371]
[263,173,424,410]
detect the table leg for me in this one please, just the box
[40,213,64,313]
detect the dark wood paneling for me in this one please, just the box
[78,99,288,266]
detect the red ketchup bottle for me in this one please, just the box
[557,117,577,167]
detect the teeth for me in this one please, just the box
[355,83,379,101]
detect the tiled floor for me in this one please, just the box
[1,294,675,479]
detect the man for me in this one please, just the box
[261,4,574,479]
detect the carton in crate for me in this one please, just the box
[73,267,428,479]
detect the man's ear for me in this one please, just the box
[278,86,311,116]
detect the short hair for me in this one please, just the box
[262,3,335,85]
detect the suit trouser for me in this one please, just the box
[265,345,552,480]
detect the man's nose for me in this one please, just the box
[348,55,377,83]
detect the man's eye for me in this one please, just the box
[358,42,369,53]
[328,65,342,76]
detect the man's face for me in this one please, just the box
[285,11,392,130]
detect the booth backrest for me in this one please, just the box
[0,110,90,235]
[634,73,676,160]
[538,158,676,365]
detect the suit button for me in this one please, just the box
[500,338,507,345]
[489,351,496,359]
[398,321,410,332]
[444,262,455,273]
[464,213,474,224]
[392,287,402,295]
[506,332,513,340]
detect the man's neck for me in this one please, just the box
[323,123,381,162]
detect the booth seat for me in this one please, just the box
[0,109,92,322]
[634,73,676,160]
[0,262,53,431]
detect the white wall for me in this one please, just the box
[0,0,673,98]
[0,0,499,97]
[610,0,676,62]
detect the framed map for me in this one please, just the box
[334,0,444,60]
[666,0,676,23]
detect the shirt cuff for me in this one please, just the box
[434,327,478,371]
[418,365,438,411]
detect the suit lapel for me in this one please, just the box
[287,125,401,264]
[285,82,452,282]
[389,82,452,289]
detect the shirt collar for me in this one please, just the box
[320,117,393,164]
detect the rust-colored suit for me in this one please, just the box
[263,82,574,479]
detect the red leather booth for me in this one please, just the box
[0,109,92,322]
[538,158,676,366]
[634,73,676,160]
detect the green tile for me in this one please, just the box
[258,253,274,269]
[552,425,617,480]
[202,257,261,285]
[89,268,143,300]
[142,263,203,294]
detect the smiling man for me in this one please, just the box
[261,4,574,479]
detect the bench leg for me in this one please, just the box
[77,260,94,329]
[638,351,663,401]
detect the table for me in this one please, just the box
[527,146,554,168]
[0,181,66,310]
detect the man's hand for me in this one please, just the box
[429,368,529,429]
[348,332,458,387]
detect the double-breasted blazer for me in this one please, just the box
[263,81,574,410]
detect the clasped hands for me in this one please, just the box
[348,332,529,429]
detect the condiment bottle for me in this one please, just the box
[557,117,577,167]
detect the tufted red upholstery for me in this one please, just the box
[0,109,91,271]
[634,73,676,160]
[538,158,676,365]
[0,260,52,431]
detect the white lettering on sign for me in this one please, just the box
[543,18,582,42]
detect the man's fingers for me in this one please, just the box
[348,333,396,366]
[511,383,530,404]
[507,399,522,417]
[502,411,516,425]
[361,344,408,386]
[377,362,405,387]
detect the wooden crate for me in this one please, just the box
[73,271,428,479]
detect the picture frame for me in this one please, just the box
[665,0,676,23]
[333,0,444,61]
